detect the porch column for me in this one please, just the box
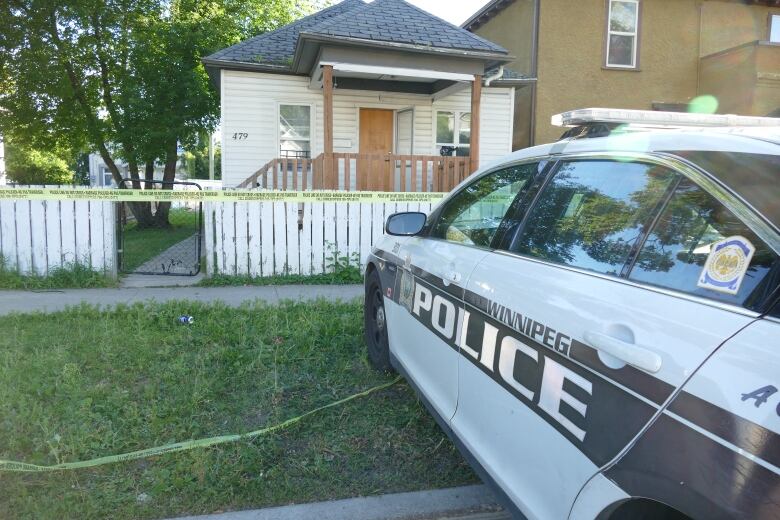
[470,75,482,173]
[323,65,334,154]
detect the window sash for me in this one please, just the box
[279,104,311,157]
[435,110,471,154]
[436,111,455,145]
[606,0,639,68]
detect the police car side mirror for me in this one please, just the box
[386,212,426,236]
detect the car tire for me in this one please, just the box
[364,269,394,372]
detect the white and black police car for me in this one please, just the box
[363,109,780,520]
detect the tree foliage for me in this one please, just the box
[183,132,221,180]
[0,0,310,226]
[5,142,73,185]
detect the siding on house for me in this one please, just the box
[220,70,514,187]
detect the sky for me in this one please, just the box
[404,0,492,25]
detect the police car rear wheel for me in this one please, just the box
[364,270,393,372]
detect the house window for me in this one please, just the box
[279,104,311,159]
[605,0,639,68]
[436,111,471,156]
[770,14,780,43]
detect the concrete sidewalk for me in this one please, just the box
[0,284,363,315]
[172,485,507,520]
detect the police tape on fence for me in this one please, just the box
[0,188,447,203]
[0,376,402,472]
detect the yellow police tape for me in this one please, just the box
[0,376,402,473]
[0,188,446,203]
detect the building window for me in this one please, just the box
[436,111,471,156]
[605,0,640,68]
[279,104,311,159]
[770,14,780,43]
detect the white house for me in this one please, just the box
[203,0,529,190]
[87,150,193,188]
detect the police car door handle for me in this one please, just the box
[446,271,462,283]
[439,270,461,286]
[583,331,662,373]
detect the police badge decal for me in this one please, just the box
[399,268,415,312]
[697,235,755,295]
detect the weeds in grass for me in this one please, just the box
[200,243,363,287]
[0,256,116,290]
[0,301,475,519]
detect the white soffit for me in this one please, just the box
[321,62,475,82]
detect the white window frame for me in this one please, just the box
[770,13,780,43]
[605,0,640,69]
[277,103,314,159]
[435,110,471,156]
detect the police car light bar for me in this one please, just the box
[551,108,780,128]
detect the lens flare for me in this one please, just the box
[688,95,719,114]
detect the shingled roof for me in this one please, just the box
[204,0,509,72]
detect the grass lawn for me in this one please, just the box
[121,208,199,272]
[0,300,477,519]
[0,260,116,290]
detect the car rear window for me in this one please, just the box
[629,178,779,310]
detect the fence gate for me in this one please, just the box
[117,180,202,275]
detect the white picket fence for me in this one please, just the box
[204,201,434,276]
[0,185,435,279]
[0,186,116,276]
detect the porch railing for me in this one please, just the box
[237,153,471,192]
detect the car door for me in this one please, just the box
[383,162,543,422]
[450,155,779,520]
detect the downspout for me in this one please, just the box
[484,65,505,86]
[530,0,540,146]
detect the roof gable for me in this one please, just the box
[206,0,365,67]
[307,0,507,54]
[205,0,508,72]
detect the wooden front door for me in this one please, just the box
[359,109,394,190]
[359,109,394,154]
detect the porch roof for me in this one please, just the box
[203,0,511,81]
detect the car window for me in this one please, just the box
[511,160,677,275]
[629,179,778,308]
[431,163,538,248]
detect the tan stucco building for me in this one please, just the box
[465,0,780,147]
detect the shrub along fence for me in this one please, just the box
[204,200,435,277]
[0,186,116,276]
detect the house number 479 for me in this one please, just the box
[232,132,248,140]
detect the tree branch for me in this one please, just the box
[44,9,126,187]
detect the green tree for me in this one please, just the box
[0,0,308,227]
[5,142,73,185]
[183,132,221,180]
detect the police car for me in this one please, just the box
[363,109,780,520]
